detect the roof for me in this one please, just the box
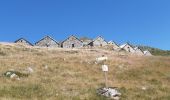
[134,47,144,53]
[92,36,108,43]
[134,47,143,51]
[120,43,134,49]
[143,50,152,55]
[120,43,127,48]
[14,38,33,46]
[108,40,119,47]
[61,35,83,44]
[35,35,59,45]
[80,37,92,41]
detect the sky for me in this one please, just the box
[0,0,170,50]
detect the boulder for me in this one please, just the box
[97,87,121,100]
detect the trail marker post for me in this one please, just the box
[102,64,108,88]
[96,55,109,88]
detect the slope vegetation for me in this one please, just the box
[0,43,170,100]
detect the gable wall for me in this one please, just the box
[62,36,83,48]
[112,43,120,50]
[15,39,32,46]
[134,49,144,55]
[35,37,59,47]
[123,45,135,53]
[145,52,152,56]
[93,37,107,46]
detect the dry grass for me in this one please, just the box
[0,43,170,100]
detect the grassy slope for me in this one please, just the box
[0,43,170,100]
[138,45,170,56]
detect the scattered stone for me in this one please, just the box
[27,67,34,73]
[10,73,17,78]
[3,70,29,80]
[97,87,121,100]
[141,86,147,91]
[44,65,48,69]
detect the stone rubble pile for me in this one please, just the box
[97,87,121,100]
[3,68,30,80]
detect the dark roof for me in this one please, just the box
[35,35,59,45]
[14,38,33,46]
[61,35,83,44]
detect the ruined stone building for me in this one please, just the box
[61,35,83,48]
[13,35,153,56]
[120,43,135,53]
[35,36,59,47]
[15,38,33,46]
[134,47,144,55]
[88,36,108,47]
[144,50,152,56]
[80,37,92,47]
[108,40,120,50]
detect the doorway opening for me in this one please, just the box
[72,44,75,48]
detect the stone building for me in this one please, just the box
[80,37,92,47]
[88,36,108,47]
[61,35,83,48]
[134,47,144,55]
[35,36,59,47]
[14,38,33,46]
[120,43,135,53]
[144,50,152,56]
[108,40,120,50]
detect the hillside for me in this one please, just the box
[138,45,170,56]
[0,43,170,100]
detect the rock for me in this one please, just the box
[3,71,20,80]
[10,73,17,78]
[6,72,12,77]
[3,70,29,79]
[27,67,34,73]
[44,65,48,69]
[142,86,147,90]
[97,87,121,100]
[112,96,120,100]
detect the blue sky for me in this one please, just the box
[0,0,170,50]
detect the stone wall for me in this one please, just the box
[144,51,152,56]
[62,36,83,48]
[134,49,144,55]
[123,45,135,53]
[35,36,59,47]
[15,38,32,46]
[93,37,108,47]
